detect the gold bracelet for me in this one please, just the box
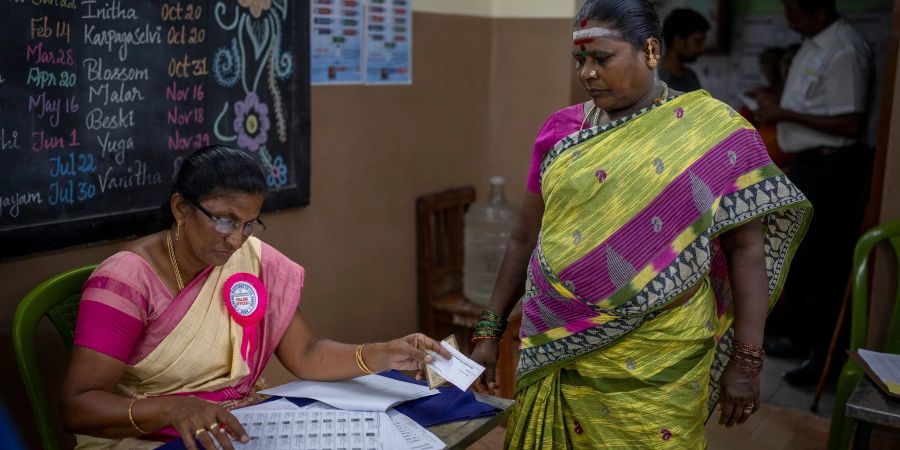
[128,398,149,435]
[355,343,375,374]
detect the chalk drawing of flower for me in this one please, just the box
[266,155,288,188]
[233,92,270,151]
[238,0,272,18]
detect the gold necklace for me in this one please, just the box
[166,231,185,291]
[580,104,603,130]
[655,81,670,103]
[580,82,669,130]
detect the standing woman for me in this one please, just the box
[61,145,449,450]
[469,1,812,448]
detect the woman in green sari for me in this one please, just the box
[469,1,811,448]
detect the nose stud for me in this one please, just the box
[589,70,598,78]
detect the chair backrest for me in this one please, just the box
[415,187,475,334]
[13,265,96,450]
[849,220,900,354]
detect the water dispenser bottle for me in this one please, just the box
[463,176,518,305]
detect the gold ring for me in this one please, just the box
[208,422,219,431]
[194,428,206,438]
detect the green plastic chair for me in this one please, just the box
[828,221,900,449]
[13,265,96,450]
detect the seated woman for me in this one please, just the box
[61,145,450,450]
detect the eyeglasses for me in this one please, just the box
[188,198,267,236]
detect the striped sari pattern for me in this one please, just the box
[507,91,811,448]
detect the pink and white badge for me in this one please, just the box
[223,273,268,361]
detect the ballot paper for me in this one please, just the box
[258,375,439,411]
[298,402,444,449]
[228,408,397,450]
[236,398,302,413]
[426,341,485,391]
[386,410,444,450]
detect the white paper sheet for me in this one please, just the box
[294,402,442,449]
[386,410,444,450]
[235,398,302,413]
[426,341,485,391]
[258,375,438,411]
[858,348,900,384]
[229,409,396,450]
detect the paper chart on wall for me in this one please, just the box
[310,0,364,84]
[363,0,412,85]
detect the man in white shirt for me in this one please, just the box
[755,0,872,386]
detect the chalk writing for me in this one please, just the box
[88,82,145,105]
[84,107,135,130]
[26,67,76,88]
[83,57,150,82]
[25,42,74,65]
[83,23,162,61]
[168,54,208,77]
[49,152,96,177]
[96,159,163,193]
[0,191,43,218]
[0,128,21,150]
[31,0,76,9]
[81,0,137,20]
[96,132,133,164]
[30,16,70,42]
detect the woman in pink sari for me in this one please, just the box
[61,145,450,450]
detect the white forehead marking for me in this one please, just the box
[573,27,620,40]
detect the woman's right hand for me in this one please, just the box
[169,396,249,450]
[470,339,500,395]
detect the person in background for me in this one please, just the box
[780,43,801,85]
[755,0,872,386]
[659,8,710,92]
[61,145,450,450]
[739,47,792,171]
[468,0,811,447]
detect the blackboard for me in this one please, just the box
[0,0,310,259]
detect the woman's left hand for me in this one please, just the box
[718,361,761,427]
[368,333,452,379]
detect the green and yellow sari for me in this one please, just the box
[507,91,811,449]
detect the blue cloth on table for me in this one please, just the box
[158,371,499,449]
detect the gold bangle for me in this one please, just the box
[355,343,374,374]
[128,398,149,435]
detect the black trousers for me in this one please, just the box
[782,146,871,360]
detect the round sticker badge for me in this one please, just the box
[223,273,268,361]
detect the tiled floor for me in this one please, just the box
[466,355,839,449]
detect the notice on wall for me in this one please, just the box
[310,0,363,84]
[363,0,411,85]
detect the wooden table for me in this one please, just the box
[846,377,900,428]
[427,393,515,450]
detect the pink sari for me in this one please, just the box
[73,237,303,445]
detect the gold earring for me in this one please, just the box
[176,220,182,240]
[647,55,658,69]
